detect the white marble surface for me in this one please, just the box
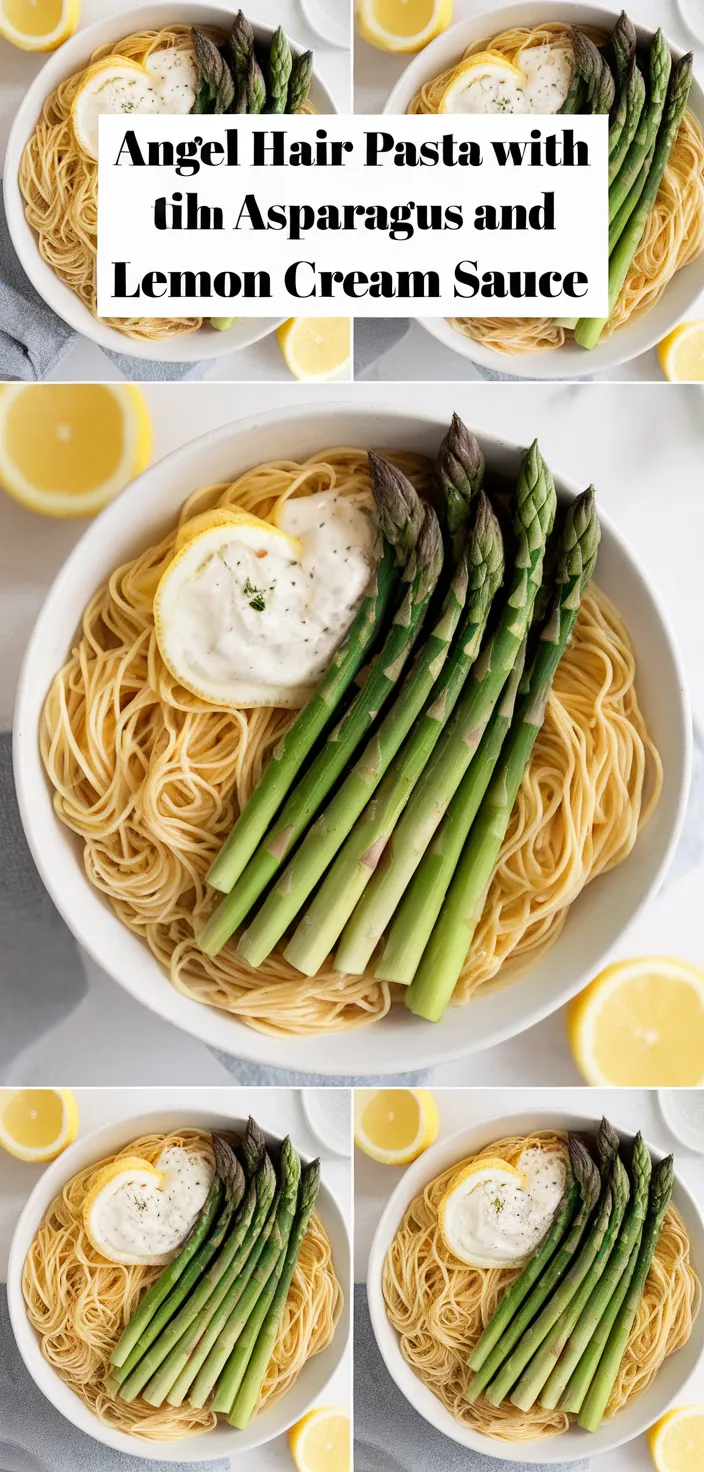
[1,379,703,1086]
[354,0,704,383]
[0,0,352,383]
[354,1086,704,1472]
[0,1086,352,1471]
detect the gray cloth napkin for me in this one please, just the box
[0,192,211,382]
[354,1284,589,1472]
[0,1285,229,1470]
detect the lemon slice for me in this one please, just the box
[0,384,152,519]
[83,1157,169,1263]
[277,318,351,382]
[357,0,452,54]
[289,1406,351,1472]
[0,1088,78,1161]
[71,57,158,159]
[0,0,79,51]
[439,53,524,113]
[567,957,704,1086]
[658,321,704,382]
[353,1088,439,1164]
[438,1157,525,1266]
[649,1406,704,1472]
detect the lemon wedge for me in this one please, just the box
[438,1157,526,1266]
[658,321,704,382]
[289,1406,351,1472]
[568,957,704,1086]
[0,0,79,51]
[277,318,351,381]
[0,1088,78,1162]
[439,53,524,113]
[0,384,152,519]
[649,1406,704,1472]
[353,1088,439,1164]
[357,0,451,54]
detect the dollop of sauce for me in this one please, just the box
[444,1146,567,1266]
[445,44,572,114]
[74,49,197,158]
[91,1147,212,1262]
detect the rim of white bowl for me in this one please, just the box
[7,1106,350,1461]
[12,401,692,1076]
[382,1,704,380]
[3,1,337,362]
[367,1108,704,1462]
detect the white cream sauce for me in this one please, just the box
[90,1147,212,1262]
[446,44,572,115]
[171,491,379,701]
[447,1146,567,1266]
[75,49,197,158]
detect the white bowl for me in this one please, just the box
[367,1109,704,1462]
[3,2,337,363]
[7,1106,350,1462]
[13,402,690,1076]
[383,2,704,380]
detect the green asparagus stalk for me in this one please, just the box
[608,140,655,250]
[120,1153,276,1403]
[610,11,637,82]
[237,504,444,968]
[468,1157,579,1374]
[268,26,292,114]
[545,1132,651,1411]
[435,412,485,562]
[561,1238,640,1413]
[374,636,525,986]
[559,73,586,115]
[228,11,254,112]
[333,442,556,979]
[192,30,235,114]
[239,1117,268,1179]
[228,1161,321,1426]
[285,495,504,978]
[575,53,692,351]
[511,1150,630,1411]
[608,59,645,181]
[466,1139,600,1403]
[109,1146,246,1388]
[108,1143,229,1370]
[405,487,599,1023]
[572,30,615,114]
[246,56,267,115]
[190,1140,301,1409]
[578,1155,674,1431]
[607,30,671,221]
[287,51,313,113]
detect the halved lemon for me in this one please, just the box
[0,384,152,518]
[649,1405,704,1472]
[0,0,79,51]
[567,957,704,1086]
[289,1406,351,1472]
[353,1088,439,1164]
[357,0,452,53]
[277,318,351,382]
[438,1157,524,1266]
[658,321,704,382]
[0,1088,78,1161]
[438,53,524,113]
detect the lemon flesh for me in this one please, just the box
[354,1087,439,1163]
[649,1406,704,1472]
[277,318,351,381]
[658,321,704,382]
[568,957,704,1086]
[0,0,78,49]
[357,0,452,53]
[0,1088,78,1161]
[289,1407,351,1472]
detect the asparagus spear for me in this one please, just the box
[237,504,444,968]
[108,1142,229,1370]
[469,1158,580,1373]
[544,1132,651,1411]
[228,1161,321,1426]
[435,412,485,562]
[572,30,615,114]
[578,1155,674,1431]
[120,1153,276,1402]
[575,53,692,350]
[204,533,401,899]
[405,488,599,1023]
[202,464,437,955]
[192,30,235,114]
[109,1145,245,1388]
[608,139,655,250]
[228,11,254,112]
[610,11,637,82]
[246,55,267,115]
[608,29,672,221]
[466,1139,600,1403]
[268,26,292,114]
[240,1117,268,1179]
[287,51,313,114]
[333,442,556,979]
[285,495,504,978]
[608,59,646,181]
[559,73,586,115]
[561,1239,640,1413]
[189,1140,301,1409]
[511,1145,630,1411]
